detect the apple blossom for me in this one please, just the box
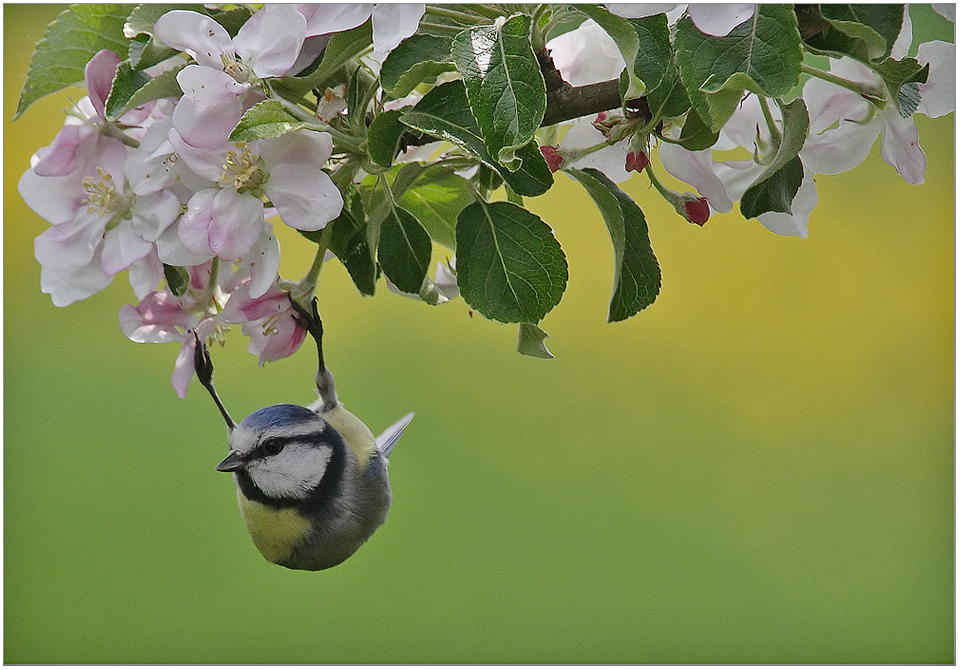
[298,3,425,54]
[14,3,955,383]
[154,5,306,81]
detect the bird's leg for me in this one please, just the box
[193,332,237,432]
[288,294,339,412]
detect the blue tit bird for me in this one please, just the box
[194,296,414,571]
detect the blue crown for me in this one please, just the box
[239,403,319,431]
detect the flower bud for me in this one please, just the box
[681,196,711,225]
[591,111,635,144]
[625,150,649,173]
[540,145,563,173]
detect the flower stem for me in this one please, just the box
[100,123,140,148]
[644,163,669,197]
[271,95,364,153]
[800,63,886,103]
[299,223,335,297]
[758,96,782,146]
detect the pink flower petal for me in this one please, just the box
[208,189,265,259]
[84,49,122,120]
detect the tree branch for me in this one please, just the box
[399,49,646,151]
[538,48,650,127]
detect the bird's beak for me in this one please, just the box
[216,450,245,473]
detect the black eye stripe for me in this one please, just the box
[255,431,330,457]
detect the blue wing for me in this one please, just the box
[376,412,415,458]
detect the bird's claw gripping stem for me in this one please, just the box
[288,294,339,412]
[193,332,236,431]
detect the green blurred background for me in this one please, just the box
[4,4,954,663]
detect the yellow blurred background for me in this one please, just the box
[4,4,954,663]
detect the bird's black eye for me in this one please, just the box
[260,438,284,456]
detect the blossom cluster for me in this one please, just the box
[19,4,426,396]
[17,4,955,393]
[548,3,955,237]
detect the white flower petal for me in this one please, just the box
[659,143,734,212]
[127,250,164,300]
[300,3,373,36]
[880,109,925,185]
[605,4,678,19]
[687,4,756,37]
[154,10,233,69]
[547,19,624,87]
[890,5,912,61]
[372,3,425,53]
[209,189,265,259]
[560,119,632,183]
[234,4,306,77]
[265,163,344,231]
[802,116,881,175]
[101,225,153,275]
[932,4,955,23]
[916,40,956,118]
[156,223,212,267]
[243,225,281,299]
[40,253,113,307]
[129,189,182,243]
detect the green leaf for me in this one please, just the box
[578,5,645,101]
[565,168,661,322]
[400,80,553,196]
[15,4,133,119]
[517,322,554,359]
[674,5,803,131]
[740,99,809,219]
[740,156,804,220]
[126,35,178,70]
[397,165,475,251]
[105,62,185,120]
[270,21,373,99]
[417,4,495,37]
[678,108,720,151]
[229,100,320,142]
[801,5,904,64]
[367,109,409,168]
[451,14,546,168]
[380,33,456,97]
[163,263,190,298]
[103,59,149,120]
[378,207,434,295]
[630,13,690,120]
[874,57,929,111]
[455,201,568,324]
[326,196,378,297]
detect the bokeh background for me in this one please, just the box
[4,4,954,663]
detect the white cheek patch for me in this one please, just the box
[247,444,332,500]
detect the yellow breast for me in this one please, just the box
[237,490,312,565]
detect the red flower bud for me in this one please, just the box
[682,196,711,225]
[540,145,563,173]
[625,150,650,173]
